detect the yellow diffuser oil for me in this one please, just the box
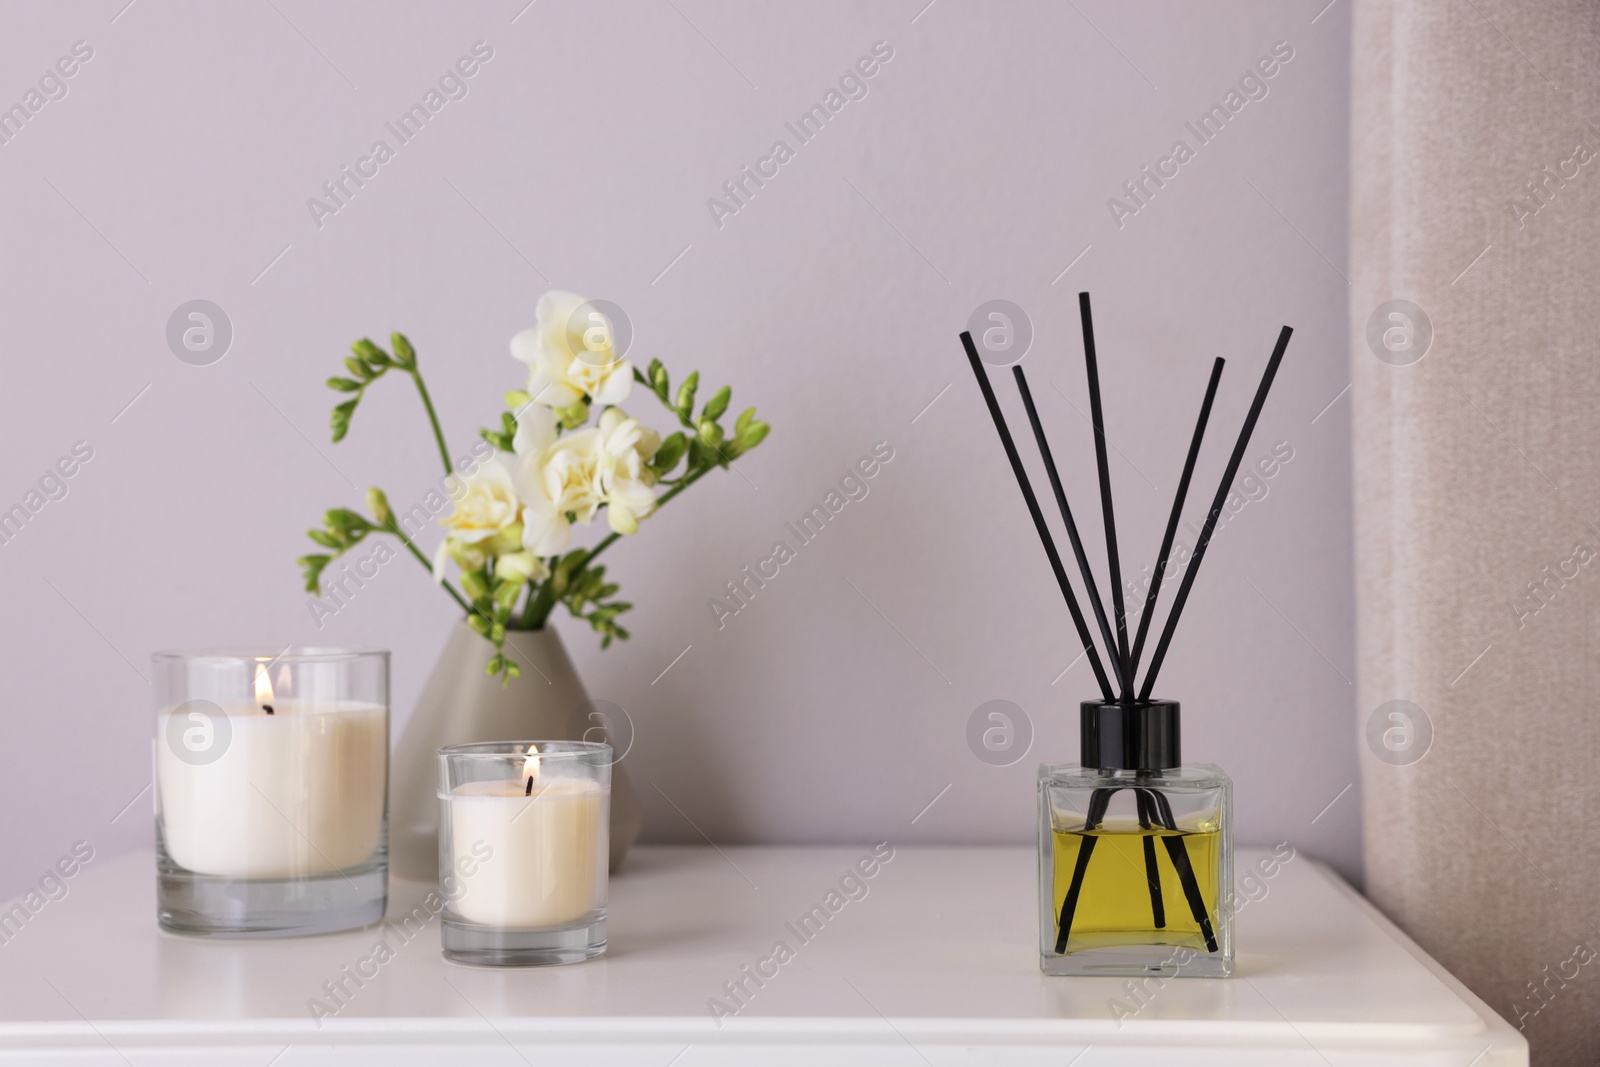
[1050,820,1222,955]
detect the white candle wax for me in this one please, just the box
[449,776,607,928]
[156,700,386,879]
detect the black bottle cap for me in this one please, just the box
[1080,699,1181,772]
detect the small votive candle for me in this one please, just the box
[436,741,610,966]
[153,648,389,938]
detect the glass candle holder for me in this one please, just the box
[153,648,389,937]
[1038,700,1233,977]
[436,742,610,966]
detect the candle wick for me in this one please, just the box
[263,704,274,715]
[525,775,533,796]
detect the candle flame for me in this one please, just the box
[254,662,275,705]
[522,743,540,783]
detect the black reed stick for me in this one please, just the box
[1013,367,1128,697]
[1127,357,1225,683]
[1134,789,1166,929]
[1139,327,1293,700]
[961,331,1115,701]
[1077,293,1132,696]
[1146,789,1218,952]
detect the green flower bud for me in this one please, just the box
[331,399,357,442]
[738,420,770,450]
[675,371,699,416]
[697,418,725,449]
[557,401,589,429]
[366,487,393,526]
[702,385,731,421]
[650,432,687,474]
[482,523,525,556]
[325,508,367,534]
[494,550,540,585]
[461,570,490,600]
[298,554,331,593]
[391,333,417,369]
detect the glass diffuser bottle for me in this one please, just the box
[958,290,1293,983]
[1038,699,1232,976]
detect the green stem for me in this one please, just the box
[518,577,558,630]
[639,369,698,435]
[394,531,474,615]
[409,369,453,476]
[578,532,623,569]
[586,469,708,566]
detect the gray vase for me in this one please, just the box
[389,621,643,879]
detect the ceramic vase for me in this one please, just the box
[389,622,642,879]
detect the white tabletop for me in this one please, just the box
[0,845,1526,1065]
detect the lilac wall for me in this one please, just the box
[0,0,1356,893]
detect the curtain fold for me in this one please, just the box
[1353,2,1600,1061]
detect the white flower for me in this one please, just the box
[596,407,661,535]
[437,457,521,545]
[509,404,604,556]
[543,430,604,521]
[509,405,569,556]
[508,404,664,546]
[511,398,558,459]
[510,291,633,409]
[432,456,523,581]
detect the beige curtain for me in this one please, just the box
[1353,2,1600,1062]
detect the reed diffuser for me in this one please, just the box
[960,293,1292,978]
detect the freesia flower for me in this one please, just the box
[436,457,521,544]
[542,430,604,521]
[508,403,664,546]
[432,456,522,580]
[509,404,568,555]
[509,404,604,555]
[510,291,633,409]
[595,407,661,534]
